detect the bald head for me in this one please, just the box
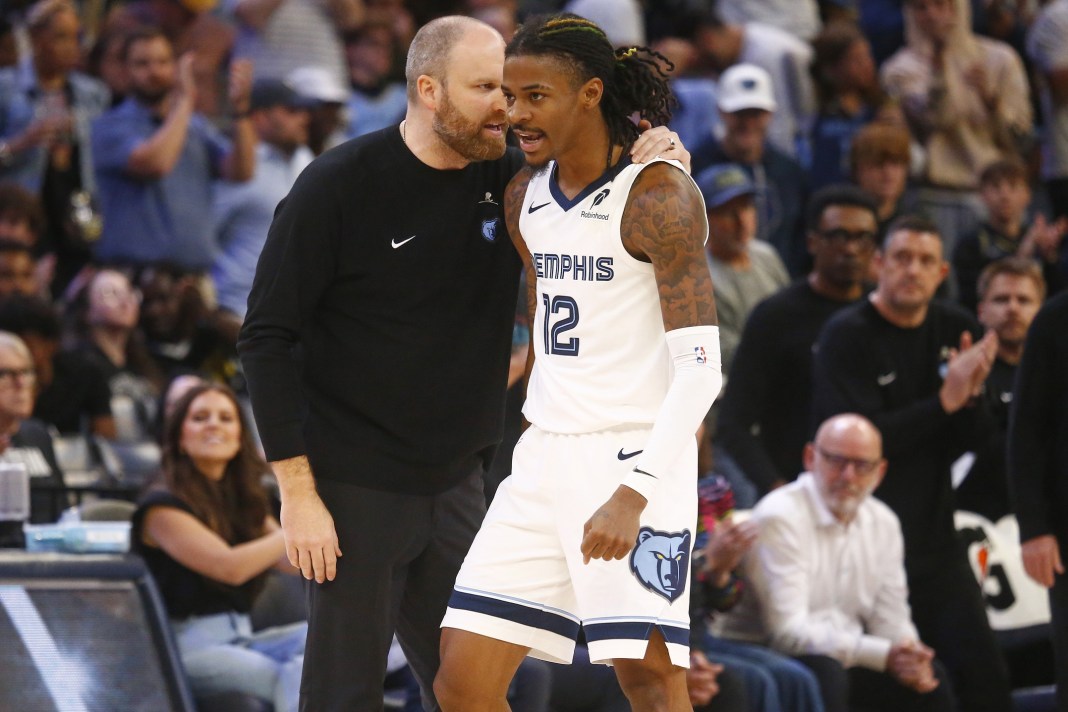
[405,16,502,100]
[814,413,883,456]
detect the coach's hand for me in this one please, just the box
[272,456,343,583]
[581,486,647,564]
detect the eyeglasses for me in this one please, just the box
[0,368,35,385]
[818,228,877,247]
[816,447,882,476]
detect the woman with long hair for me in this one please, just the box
[131,382,303,712]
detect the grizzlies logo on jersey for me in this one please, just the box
[629,527,691,602]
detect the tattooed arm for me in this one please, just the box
[620,162,717,329]
[581,162,723,565]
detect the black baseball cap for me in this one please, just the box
[250,78,317,111]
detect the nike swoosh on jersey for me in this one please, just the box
[876,372,897,386]
[391,235,416,249]
[528,202,551,214]
[617,448,643,461]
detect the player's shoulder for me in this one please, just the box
[625,159,700,206]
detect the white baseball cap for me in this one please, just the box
[285,66,351,104]
[716,63,777,114]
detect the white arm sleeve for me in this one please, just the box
[621,325,722,501]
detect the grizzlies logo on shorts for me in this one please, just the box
[630,527,691,602]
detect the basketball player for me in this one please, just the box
[435,15,721,712]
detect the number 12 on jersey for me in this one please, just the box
[542,293,579,356]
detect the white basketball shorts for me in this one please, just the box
[441,425,697,668]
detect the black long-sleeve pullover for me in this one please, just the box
[239,127,524,495]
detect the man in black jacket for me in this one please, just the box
[1009,291,1068,711]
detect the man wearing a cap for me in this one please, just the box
[213,78,313,342]
[286,65,351,155]
[692,64,809,278]
[695,162,788,378]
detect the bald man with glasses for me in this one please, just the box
[714,414,954,712]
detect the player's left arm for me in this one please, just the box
[581,162,721,565]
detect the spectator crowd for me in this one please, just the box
[1,0,1066,710]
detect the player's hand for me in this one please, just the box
[581,485,646,564]
[1022,534,1064,588]
[632,122,691,174]
[686,651,723,705]
[280,488,342,583]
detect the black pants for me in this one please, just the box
[299,472,486,712]
[796,654,955,712]
[1051,565,1068,712]
[909,555,1013,712]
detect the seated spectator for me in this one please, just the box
[131,382,305,712]
[136,264,232,384]
[692,65,809,276]
[0,183,55,295]
[0,294,114,437]
[716,184,878,495]
[808,21,902,190]
[695,163,789,380]
[69,268,162,441]
[716,414,955,712]
[691,472,825,712]
[881,0,1032,253]
[953,159,1066,311]
[343,21,407,138]
[849,122,916,241]
[955,258,1044,522]
[0,330,63,522]
[0,240,40,300]
[0,181,45,247]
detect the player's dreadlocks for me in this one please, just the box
[506,14,676,155]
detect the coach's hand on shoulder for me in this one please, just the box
[581,485,647,564]
[631,121,691,174]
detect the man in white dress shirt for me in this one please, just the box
[714,413,956,712]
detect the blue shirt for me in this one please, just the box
[212,142,313,317]
[0,63,110,194]
[346,84,407,139]
[91,98,229,270]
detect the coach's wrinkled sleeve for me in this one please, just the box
[237,160,341,462]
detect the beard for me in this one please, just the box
[129,82,170,108]
[432,88,506,162]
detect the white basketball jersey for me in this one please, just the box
[520,158,707,434]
